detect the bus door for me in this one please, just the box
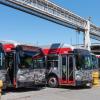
[67,55,75,84]
[6,51,16,87]
[60,55,75,85]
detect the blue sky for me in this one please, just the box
[0,0,100,45]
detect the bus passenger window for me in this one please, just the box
[47,61,52,69]
[54,61,58,68]
[62,56,67,79]
[33,58,45,69]
[62,56,66,66]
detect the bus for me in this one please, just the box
[91,54,98,70]
[96,55,100,71]
[91,44,100,77]
[0,43,46,89]
[42,43,93,88]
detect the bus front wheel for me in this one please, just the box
[48,76,59,88]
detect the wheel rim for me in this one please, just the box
[48,77,57,87]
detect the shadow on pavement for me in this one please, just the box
[2,85,91,95]
[2,86,46,95]
[58,86,92,90]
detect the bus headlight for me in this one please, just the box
[38,74,45,80]
[41,74,45,78]
[0,76,5,81]
[17,75,26,81]
[76,74,82,80]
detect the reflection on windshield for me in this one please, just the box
[19,51,35,69]
[92,55,98,69]
[75,54,92,70]
[19,51,45,69]
[98,58,100,70]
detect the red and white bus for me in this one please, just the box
[42,43,93,88]
[96,55,100,70]
[91,45,100,75]
[0,43,46,89]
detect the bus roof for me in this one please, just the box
[2,43,15,52]
[0,42,41,52]
[16,45,42,52]
[41,43,74,55]
[41,43,90,55]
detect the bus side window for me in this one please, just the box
[75,55,81,70]
[54,61,58,68]
[62,56,66,73]
[47,61,52,69]
[47,55,58,69]
[69,56,73,70]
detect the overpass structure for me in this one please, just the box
[0,0,100,50]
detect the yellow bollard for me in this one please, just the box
[0,80,3,100]
[92,71,100,87]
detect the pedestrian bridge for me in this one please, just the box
[0,0,100,42]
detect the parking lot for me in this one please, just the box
[1,86,100,100]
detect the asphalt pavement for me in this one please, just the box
[1,86,100,100]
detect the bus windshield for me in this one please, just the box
[19,50,45,69]
[0,52,5,69]
[75,54,92,70]
[91,55,98,69]
[98,57,100,70]
[19,51,37,69]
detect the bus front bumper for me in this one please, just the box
[17,80,46,88]
[75,80,92,87]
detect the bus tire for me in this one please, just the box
[48,76,59,88]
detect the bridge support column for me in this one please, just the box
[84,21,91,51]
